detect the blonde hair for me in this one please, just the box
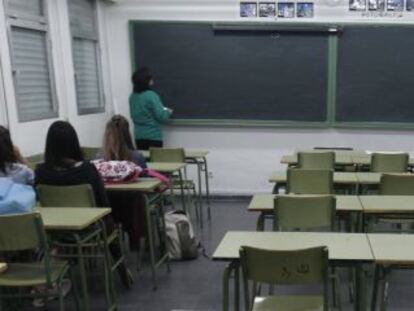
[103,115,134,161]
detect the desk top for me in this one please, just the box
[147,162,186,173]
[351,155,414,166]
[213,231,373,262]
[360,195,414,213]
[281,154,354,165]
[355,172,382,185]
[248,194,362,212]
[105,178,161,192]
[142,149,209,159]
[368,234,414,265]
[269,171,358,184]
[39,207,111,231]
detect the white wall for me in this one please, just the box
[0,0,113,156]
[103,0,414,195]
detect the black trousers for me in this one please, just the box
[135,139,163,150]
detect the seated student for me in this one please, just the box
[34,120,132,287]
[96,115,147,251]
[96,114,147,168]
[0,126,34,185]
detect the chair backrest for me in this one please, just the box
[149,148,185,163]
[81,147,100,161]
[37,184,96,207]
[287,169,333,194]
[0,212,45,251]
[297,152,335,170]
[380,173,414,195]
[274,195,336,231]
[371,152,409,173]
[240,246,329,310]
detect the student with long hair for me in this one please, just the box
[0,125,34,185]
[35,121,132,287]
[130,67,172,150]
[97,115,147,251]
[100,114,146,168]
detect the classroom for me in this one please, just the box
[1,0,414,310]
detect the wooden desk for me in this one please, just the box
[39,207,111,231]
[213,231,373,311]
[248,194,362,212]
[269,171,358,185]
[105,178,161,192]
[360,195,414,214]
[368,233,414,309]
[38,207,113,310]
[106,177,168,289]
[352,154,414,167]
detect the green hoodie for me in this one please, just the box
[129,90,171,141]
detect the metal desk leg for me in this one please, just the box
[74,233,90,311]
[371,265,380,311]
[144,194,157,289]
[196,159,203,226]
[202,156,211,220]
[178,169,186,213]
[355,263,368,311]
[222,261,239,311]
[234,264,240,311]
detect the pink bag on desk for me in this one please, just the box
[142,168,171,192]
[92,160,142,184]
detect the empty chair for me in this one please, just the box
[240,246,329,311]
[371,152,409,173]
[297,151,335,170]
[287,169,333,194]
[81,146,100,161]
[0,213,71,310]
[274,195,336,231]
[37,184,97,207]
[149,147,199,218]
[380,173,414,195]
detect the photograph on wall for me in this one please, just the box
[349,0,367,10]
[407,0,414,10]
[277,2,295,17]
[240,2,258,17]
[387,0,404,10]
[297,2,314,17]
[368,0,385,10]
[259,2,276,17]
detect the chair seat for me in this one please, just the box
[0,261,69,287]
[253,295,324,311]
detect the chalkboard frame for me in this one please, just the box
[129,20,414,129]
[129,20,338,128]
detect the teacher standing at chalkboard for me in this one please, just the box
[129,67,172,150]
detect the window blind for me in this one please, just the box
[7,0,43,18]
[68,0,103,114]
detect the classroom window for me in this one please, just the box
[68,0,104,115]
[5,0,58,122]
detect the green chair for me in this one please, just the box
[297,152,335,170]
[0,212,71,310]
[240,246,329,311]
[371,152,409,173]
[26,153,44,170]
[287,169,334,194]
[274,195,336,231]
[380,173,414,195]
[81,147,100,161]
[149,148,199,219]
[37,184,129,309]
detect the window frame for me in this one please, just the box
[5,0,58,122]
[69,0,105,115]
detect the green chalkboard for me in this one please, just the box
[130,22,331,124]
[336,25,414,124]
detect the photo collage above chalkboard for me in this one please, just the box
[240,2,314,18]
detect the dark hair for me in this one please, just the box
[103,115,134,161]
[132,67,152,93]
[0,126,17,173]
[44,121,84,168]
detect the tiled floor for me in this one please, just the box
[14,199,414,310]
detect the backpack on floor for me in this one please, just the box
[164,210,198,260]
